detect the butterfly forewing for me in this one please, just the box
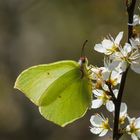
[14,61,79,105]
[38,68,82,106]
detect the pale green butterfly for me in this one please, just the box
[14,41,93,127]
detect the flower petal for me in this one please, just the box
[123,43,132,55]
[108,61,120,71]
[131,63,140,74]
[90,127,103,134]
[91,99,103,109]
[113,89,119,98]
[120,102,127,117]
[135,117,140,128]
[106,101,115,112]
[102,70,110,81]
[93,89,103,96]
[136,131,140,138]
[111,71,121,85]
[111,70,121,80]
[94,44,106,53]
[90,115,103,127]
[99,129,108,137]
[102,39,113,49]
[131,133,138,140]
[127,116,136,124]
[115,32,123,45]
[117,61,127,72]
[126,125,130,132]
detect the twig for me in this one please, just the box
[107,83,117,103]
[127,0,137,43]
[113,0,137,140]
[113,67,129,140]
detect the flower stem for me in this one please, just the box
[113,0,136,140]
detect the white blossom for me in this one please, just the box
[94,32,123,55]
[102,69,122,86]
[90,114,110,137]
[92,88,118,112]
[91,66,106,80]
[91,64,121,89]
[102,57,123,85]
[104,57,120,71]
[113,43,140,73]
[126,116,140,140]
[91,66,107,88]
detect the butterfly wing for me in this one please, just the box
[14,60,79,106]
[14,60,92,126]
[39,68,92,126]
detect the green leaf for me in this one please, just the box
[14,60,92,127]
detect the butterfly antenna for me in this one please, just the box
[81,40,88,57]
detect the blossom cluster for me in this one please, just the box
[90,10,140,140]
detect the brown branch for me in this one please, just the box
[113,67,129,140]
[127,0,137,42]
[113,0,137,140]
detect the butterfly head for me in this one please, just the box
[78,56,88,66]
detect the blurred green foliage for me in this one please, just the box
[0,0,139,140]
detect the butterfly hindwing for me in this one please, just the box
[39,74,92,127]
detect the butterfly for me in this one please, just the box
[14,41,93,127]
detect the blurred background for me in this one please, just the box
[0,0,140,140]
